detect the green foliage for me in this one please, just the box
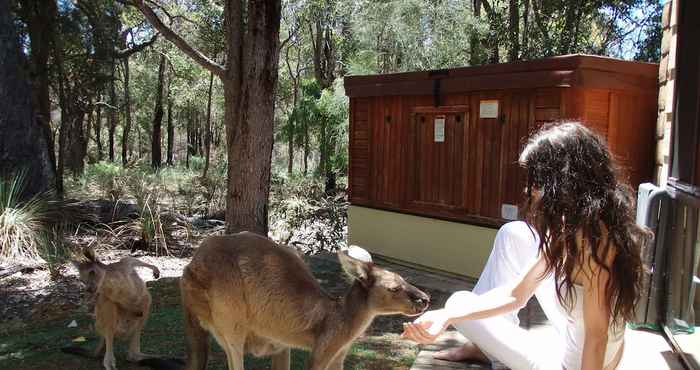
[633,0,663,62]
[269,176,348,253]
[317,79,349,175]
[85,161,128,201]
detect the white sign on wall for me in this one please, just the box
[479,100,499,118]
[434,117,445,142]
[501,204,518,220]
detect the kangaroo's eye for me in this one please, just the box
[388,286,401,293]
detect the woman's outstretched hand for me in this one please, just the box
[401,309,451,344]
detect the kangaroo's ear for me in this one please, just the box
[83,247,98,263]
[338,246,374,288]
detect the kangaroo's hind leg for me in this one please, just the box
[211,327,246,370]
[271,348,291,370]
[95,299,119,370]
[126,293,158,362]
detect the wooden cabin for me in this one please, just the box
[344,54,659,278]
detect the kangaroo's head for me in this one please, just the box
[73,248,106,295]
[339,246,430,316]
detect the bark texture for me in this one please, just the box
[151,54,166,169]
[0,1,55,198]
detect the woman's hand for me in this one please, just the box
[401,309,451,344]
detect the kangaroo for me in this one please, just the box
[177,231,430,370]
[63,248,162,370]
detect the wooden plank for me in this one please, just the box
[534,108,561,121]
[535,88,561,108]
[582,89,610,138]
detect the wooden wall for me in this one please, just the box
[349,86,657,227]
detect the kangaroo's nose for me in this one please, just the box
[413,297,429,306]
[411,291,430,306]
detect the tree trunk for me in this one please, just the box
[134,0,281,235]
[185,104,191,168]
[20,0,58,187]
[121,56,131,166]
[151,54,166,169]
[303,120,309,176]
[508,0,520,62]
[285,42,300,177]
[222,1,281,235]
[0,0,55,198]
[559,2,581,54]
[108,65,118,162]
[288,86,296,176]
[203,71,214,177]
[319,120,327,176]
[166,96,174,166]
[470,0,483,66]
[522,0,529,59]
[95,98,103,161]
[324,133,337,193]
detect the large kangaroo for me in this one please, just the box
[179,231,430,370]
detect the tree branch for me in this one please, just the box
[129,0,225,78]
[115,32,159,58]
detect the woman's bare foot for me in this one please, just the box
[432,341,489,363]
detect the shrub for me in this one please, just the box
[86,161,128,201]
[0,173,72,268]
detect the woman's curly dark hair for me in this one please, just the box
[519,121,651,324]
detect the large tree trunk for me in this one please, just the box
[19,0,59,187]
[151,54,166,169]
[0,1,55,198]
[203,71,214,177]
[121,56,131,166]
[134,0,281,236]
[222,1,281,235]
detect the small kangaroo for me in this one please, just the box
[64,248,162,370]
[177,231,430,370]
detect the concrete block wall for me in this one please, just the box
[655,0,678,186]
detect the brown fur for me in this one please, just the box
[180,231,430,370]
[72,248,161,370]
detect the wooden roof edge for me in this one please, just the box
[344,54,658,87]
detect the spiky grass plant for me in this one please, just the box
[0,174,51,263]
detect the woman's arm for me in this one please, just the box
[581,261,613,370]
[402,255,548,343]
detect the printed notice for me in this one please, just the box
[501,204,518,220]
[434,117,445,142]
[479,100,499,118]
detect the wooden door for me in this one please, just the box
[409,107,468,215]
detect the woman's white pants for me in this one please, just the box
[447,221,567,370]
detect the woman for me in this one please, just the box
[402,122,650,370]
